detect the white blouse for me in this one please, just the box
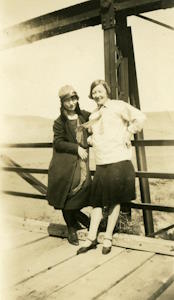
[89,99,146,165]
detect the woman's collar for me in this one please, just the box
[97,98,111,109]
[67,114,78,120]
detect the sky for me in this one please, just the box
[0,0,174,119]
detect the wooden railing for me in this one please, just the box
[1,139,174,237]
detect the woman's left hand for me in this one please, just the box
[87,135,93,146]
[78,146,88,160]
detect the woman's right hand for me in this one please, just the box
[78,146,88,160]
[87,135,93,146]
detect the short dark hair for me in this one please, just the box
[89,79,111,99]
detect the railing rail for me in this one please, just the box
[2,166,174,180]
[1,140,174,148]
[1,140,174,237]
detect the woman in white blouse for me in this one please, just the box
[77,79,146,255]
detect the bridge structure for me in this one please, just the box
[1,1,174,298]
[1,0,174,233]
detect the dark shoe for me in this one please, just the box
[102,246,112,255]
[67,227,79,246]
[76,238,97,255]
[102,238,112,255]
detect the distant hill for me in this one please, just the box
[1,111,174,143]
[0,115,53,143]
[143,111,174,139]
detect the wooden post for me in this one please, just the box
[126,27,154,235]
[115,15,129,102]
[114,14,154,235]
[115,16,131,218]
[100,0,118,98]
[103,28,118,98]
[101,1,154,234]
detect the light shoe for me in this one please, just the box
[102,238,112,255]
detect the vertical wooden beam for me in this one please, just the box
[114,16,131,218]
[101,2,154,235]
[100,0,118,99]
[103,28,118,99]
[126,27,154,235]
[115,15,129,102]
[115,15,154,235]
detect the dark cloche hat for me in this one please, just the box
[58,85,79,101]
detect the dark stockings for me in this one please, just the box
[62,209,90,229]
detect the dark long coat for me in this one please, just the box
[47,110,91,210]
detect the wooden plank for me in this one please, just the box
[157,281,174,300]
[97,254,174,300]
[1,228,47,250]
[3,215,50,234]
[0,0,100,49]
[0,225,28,250]
[6,245,124,299]
[48,224,174,256]
[135,171,174,179]
[4,167,174,179]
[1,236,66,289]
[2,166,48,174]
[2,140,174,148]
[3,190,46,199]
[132,139,174,146]
[4,217,173,255]
[128,202,174,212]
[47,250,154,300]
[1,0,173,49]
[90,170,174,179]
[4,216,173,255]
[115,0,174,15]
[3,164,174,179]
[112,233,174,256]
[0,142,52,148]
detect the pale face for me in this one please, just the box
[63,95,78,112]
[91,84,108,107]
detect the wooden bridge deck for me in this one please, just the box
[1,217,174,300]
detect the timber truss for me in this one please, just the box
[1,0,174,237]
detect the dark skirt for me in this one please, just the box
[90,160,136,208]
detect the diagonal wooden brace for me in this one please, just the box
[1,155,47,194]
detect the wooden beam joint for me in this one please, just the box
[100,0,115,29]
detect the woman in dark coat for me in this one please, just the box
[47,85,91,245]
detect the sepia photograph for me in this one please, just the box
[0,1,174,299]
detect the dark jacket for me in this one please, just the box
[47,110,91,210]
